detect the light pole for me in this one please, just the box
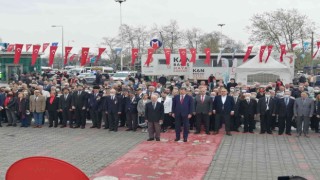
[217,24,225,48]
[115,0,126,71]
[51,25,64,69]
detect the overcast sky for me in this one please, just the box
[1,0,320,54]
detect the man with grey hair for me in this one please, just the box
[294,91,314,137]
[145,93,164,141]
[277,91,295,135]
[239,93,257,133]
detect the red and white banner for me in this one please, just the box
[243,46,253,62]
[204,48,211,65]
[312,42,320,60]
[7,44,15,52]
[64,46,73,65]
[42,43,50,53]
[26,44,32,52]
[291,43,298,50]
[265,45,273,63]
[280,44,287,62]
[131,48,139,65]
[179,49,187,66]
[145,48,154,67]
[69,54,77,61]
[259,45,266,63]
[97,48,106,59]
[190,48,196,63]
[164,48,171,65]
[48,46,58,66]
[80,47,90,66]
[13,44,23,64]
[31,45,41,66]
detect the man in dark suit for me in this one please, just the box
[0,89,5,127]
[105,89,122,132]
[88,86,103,129]
[71,85,88,129]
[172,87,194,142]
[145,94,164,141]
[125,91,139,131]
[276,91,295,135]
[257,91,277,134]
[213,88,235,136]
[59,88,73,128]
[193,88,212,134]
[239,93,257,133]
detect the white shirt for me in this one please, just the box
[221,96,227,104]
[163,97,172,114]
[42,90,50,98]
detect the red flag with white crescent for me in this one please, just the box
[69,54,76,61]
[204,48,211,65]
[164,48,171,65]
[179,49,187,66]
[145,48,154,67]
[190,48,196,63]
[131,48,139,65]
[80,47,90,66]
[312,42,320,60]
[97,48,106,59]
[280,44,287,62]
[13,44,23,64]
[42,43,50,53]
[265,45,273,63]
[26,44,32,52]
[48,46,58,66]
[64,46,73,65]
[259,46,267,63]
[243,46,253,62]
[31,45,41,66]
[7,44,15,52]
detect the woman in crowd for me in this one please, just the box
[160,91,172,132]
[137,94,150,133]
[46,90,59,127]
[17,92,29,127]
[4,91,17,127]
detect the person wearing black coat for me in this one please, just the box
[88,86,103,129]
[125,91,139,131]
[239,93,257,133]
[59,88,73,128]
[145,94,164,141]
[46,91,60,128]
[257,91,277,134]
[71,85,89,129]
[4,91,17,127]
[276,92,295,135]
[105,89,123,132]
[17,92,29,127]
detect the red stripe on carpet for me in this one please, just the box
[91,132,223,180]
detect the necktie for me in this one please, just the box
[285,98,288,106]
[180,95,184,104]
[201,95,204,103]
[112,96,114,100]
[78,91,81,96]
[153,103,156,109]
[247,100,250,104]
[65,95,67,100]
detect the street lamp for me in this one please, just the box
[51,25,64,69]
[115,0,126,71]
[217,24,225,48]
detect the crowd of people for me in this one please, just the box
[0,71,319,142]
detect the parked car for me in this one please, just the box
[112,71,131,81]
[77,73,96,84]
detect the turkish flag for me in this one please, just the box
[64,46,73,65]
[190,48,196,63]
[204,48,211,65]
[42,43,50,53]
[291,43,298,50]
[26,44,32,52]
[179,49,187,66]
[7,44,14,52]
[31,45,41,66]
[13,44,23,64]
[312,42,320,59]
[243,46,253,62]
[80,47,90,66]
[131,48,139,66]
[280,44,287,62]
[259,46,267,63]
[145,48,154,67]
[164,48,171,65]
[97,48,106,59]
[265,45,273,63]
[69,54,76,61]
[48,46,58,66]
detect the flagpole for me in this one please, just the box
[311,31,314,74]
[51,25,64,69]
[115,0,126,71]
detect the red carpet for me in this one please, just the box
[91,131,224,180]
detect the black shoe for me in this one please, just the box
[12,124,17,127]
[49,125,53,128]
[147,138,154,141]
[104,127,109,129]
[125,128,132,131]
[174,138,180,141]
[132,129,136,132]
[7,124,12,127]
[90,126,96,128]
[183,139,187,142]
[249,131,254,134]
[226,132,232,136]
[278,133,283,135]
[74,126,80,128]
[267,132,273,135]
[97,126,101,129]
[0,124,2,127]
[243,131,248,133]
[234,129,240,132]
[286,133,292,136]
[194,132,200,134]
[156,138,160,141]
[81,126,85,129]
[259,132,265,134]
[206,132,210,135]
[114,129,118,132]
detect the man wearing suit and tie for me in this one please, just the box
[125,91,139,131]
[145,94,164,141]
[71,85,88,129]
[294,92,314,137]
[193,88,212,134]
[257,91,276,134]
[88,86,103,129]
[29,90,46,128]
[172,87,194,142]
[276,91,295,135]
[213,88,235,136]
[105,89,122,132]
[59,88,73,128]
[239,93,257,133]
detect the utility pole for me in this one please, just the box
[311,31,314,74]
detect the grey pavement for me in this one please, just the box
[0,123,146,179]
[205,132,320,180]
